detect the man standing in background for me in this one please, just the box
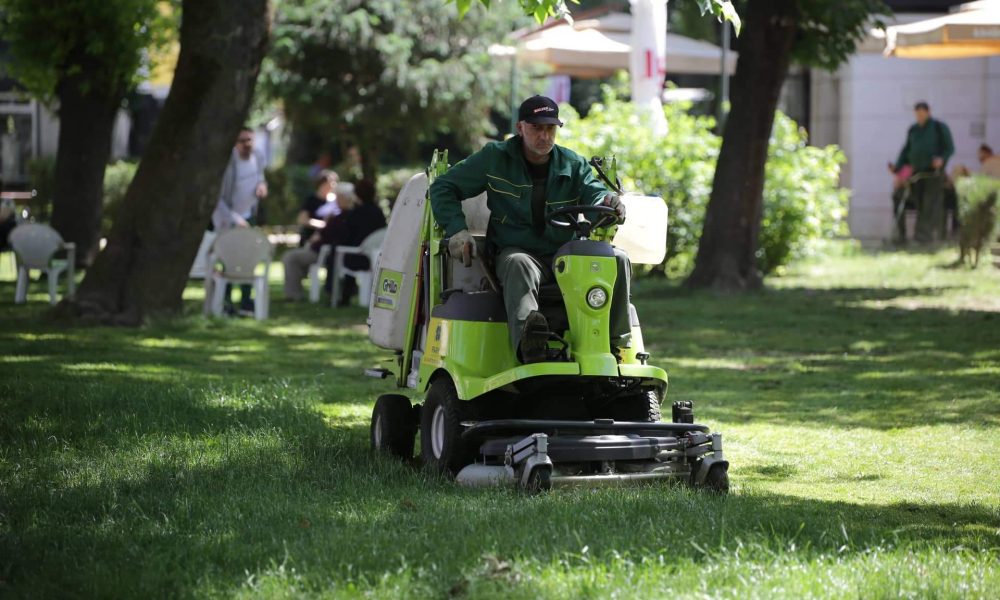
[212,126,268,315]
[889,102,954,243]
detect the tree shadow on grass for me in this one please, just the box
[637,285,1000,430]
[0,290,386,405]
[2,390,997,597]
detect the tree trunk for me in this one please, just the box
[685,0,799,291]
[68,0,270,324]
[49,69,121,267]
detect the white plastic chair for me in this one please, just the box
[188,230,216,279]
[331,228,387,308]
[203,228,273,320]
[9,224,75,305]
[307,244,333,304]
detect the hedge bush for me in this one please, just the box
[560,90,848,276]
[27,158,140,238]
[376,166,422,207]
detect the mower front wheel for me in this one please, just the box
[703,463,730,494]
[371,394,417,460]
[602,389,662,422]
[421,377,478,476]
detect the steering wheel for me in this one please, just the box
[547,204,620,238]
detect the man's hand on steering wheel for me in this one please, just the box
[603,192,626,223]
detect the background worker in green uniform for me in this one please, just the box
[889,101,955,243]
[429,95,627,364]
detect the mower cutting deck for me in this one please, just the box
[454,417,729,492]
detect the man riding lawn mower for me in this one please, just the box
[365,96,729,492]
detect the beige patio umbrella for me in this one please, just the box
[884,0,1000,59]
[516,12,737,78]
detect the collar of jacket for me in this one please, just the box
[501,135,574,178]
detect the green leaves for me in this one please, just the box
[955,175,1000,222]
[451,0,736,30]
[262,0,533,168]
[0,0,175,103]
[559,82,847,275]
[448,0,577,24]
[695,0,742,36]
[453,0,474,18]
[794,0,891,71]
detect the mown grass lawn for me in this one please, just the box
[1,246,998,598]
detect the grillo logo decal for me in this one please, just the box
[374,269,403,311]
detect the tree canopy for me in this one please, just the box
[792,0,888,69]
[0,0,174,104]
[262,0,532,172]
[452,0,741,33]
[0,0,176,265]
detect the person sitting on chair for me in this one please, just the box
[296,170,338,247]
[324,179,386,305]
[282,180,386,304]
[428,95,627,364]
[282,182,359,302]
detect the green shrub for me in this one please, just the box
[28,158,137,236]
[102,161,137,236]
[560,88,848,276]
[955,174,1000,242]
[759,113,849,274]
[955,174,1000,217]
[560,95,717,275]
[377,166,422,207]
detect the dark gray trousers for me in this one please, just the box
[495,246,632,352]
[912,174,944,243]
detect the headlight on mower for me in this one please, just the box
[586,286,608,309]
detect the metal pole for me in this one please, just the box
[718,21,730,130]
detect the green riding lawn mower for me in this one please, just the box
[364,151,729,493]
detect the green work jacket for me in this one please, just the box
[429,136,608,256]
[894,118,955,173]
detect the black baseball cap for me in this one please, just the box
[518,95,563,126]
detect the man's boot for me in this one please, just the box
[518,310,549,364]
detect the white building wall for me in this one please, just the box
[811,39,1000,242]
[37,102,59,158]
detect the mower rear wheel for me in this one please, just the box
[603,389,662,422]
[421,377,477,476]
[371,394,417,460]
